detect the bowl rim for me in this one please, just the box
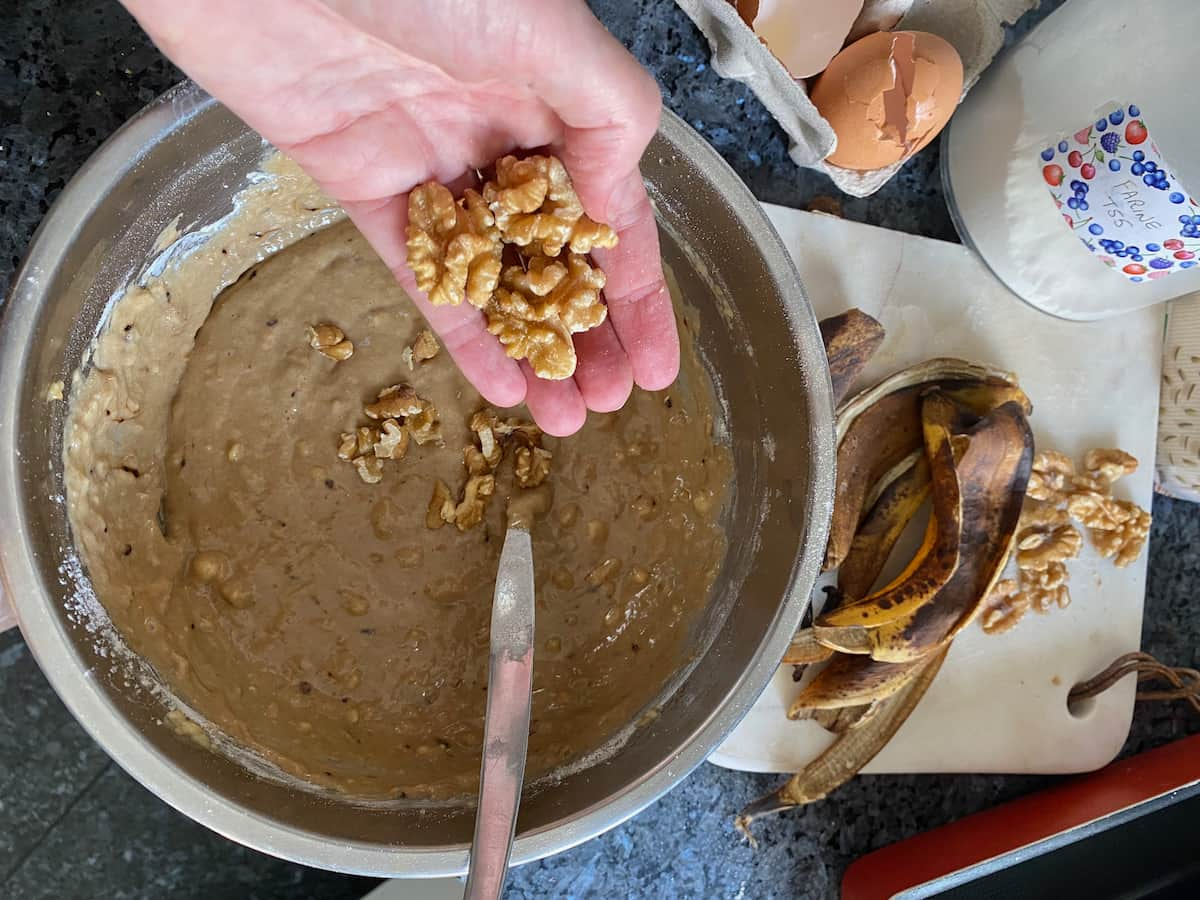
[0,81,835,876]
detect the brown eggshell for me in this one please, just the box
[809,30,964,172]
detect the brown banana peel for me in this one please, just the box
[813,429,962,655]
[815,392,1034,662]
[736,647,948,836]
[869,399,1034,662]
[819,309,886,405]
[825,359,1030,572]
[838,451,931,603]
[788,652,925,718]
[783,628,835,666]
[806,704,875,734]
[755,355,1035,834]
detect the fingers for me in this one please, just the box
[343,195,527,409]
[512,6,679,392]
[572,320,633,413]
[588,171,680,392]
[520,363,587,438]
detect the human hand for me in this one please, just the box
[120,0,678,436]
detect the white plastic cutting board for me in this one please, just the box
[711,205,1163,776]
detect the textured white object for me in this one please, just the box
[1157,298,1200,503]
[711,204,1162,776]
[674,0,1037,197]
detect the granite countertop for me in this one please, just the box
[1,1,1197,898]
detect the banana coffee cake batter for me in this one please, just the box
[64,165,731,800]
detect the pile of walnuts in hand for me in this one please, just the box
[406,155,617,380]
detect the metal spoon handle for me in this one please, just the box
[464,526,535,900]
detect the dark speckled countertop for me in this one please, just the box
[2,1,1197,898]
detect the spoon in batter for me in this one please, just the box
[463,512,538,900]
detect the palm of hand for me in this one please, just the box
[136,0,677,435]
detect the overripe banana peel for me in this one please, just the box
[807,704,873,734]
[788,652,924,717]
[825,359,1030,571]
[899,399,1033,655]
[742,349,1035,836]
[815,394,1034,662]
[837,450,930,603]
[737,648,948,836]
[813,410,964,655]
[820,309,887,405]
[783,628,835,666]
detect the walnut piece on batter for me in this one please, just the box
[365,383,426,421]
[406,404,443,447]
[373,419,409,460]
[338,426,379,463]
[405,183,503,308]
[515,445,553,488]
[468,410,504,471]
[484,155,618,257]
[307,323,354,361]
[426,478,456,529]
[354,455,383,485]
[454,474,495,532]
[412,328,440,363]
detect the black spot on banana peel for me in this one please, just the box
[814,428,963,655]
[819,309,886,405]
[824,359,1030,572]
[735,648,948,837]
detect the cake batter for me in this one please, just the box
[64,168,731,800]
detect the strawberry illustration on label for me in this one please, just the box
[1125,120,1148,145]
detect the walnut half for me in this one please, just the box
[484,155,618,257]
[406,184,502,308]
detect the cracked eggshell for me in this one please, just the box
[810,30,963,171]
[846,0,914,43]
[751,0,865,78]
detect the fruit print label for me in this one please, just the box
[1039,104,1199,283]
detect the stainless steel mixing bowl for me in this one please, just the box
[0,82,834,876]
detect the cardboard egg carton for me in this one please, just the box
[675,0,1039,197]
